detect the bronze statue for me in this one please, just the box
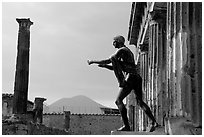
[88,35,158,131]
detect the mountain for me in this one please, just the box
[47,95,108,114]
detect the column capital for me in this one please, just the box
[33,97,46,110]
[16,18,33,29]
[34,97,46,102]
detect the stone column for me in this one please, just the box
[13,18,33,114]
[33,97,46,123]
[64,111,71,131]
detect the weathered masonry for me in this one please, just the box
[127,2,202,134]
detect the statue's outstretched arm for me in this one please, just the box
[87,58,111,65]
[98,64,113,71]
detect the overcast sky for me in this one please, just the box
[2,2,134,108]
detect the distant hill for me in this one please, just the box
[47,95,108,114]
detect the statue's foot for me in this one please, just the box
[149,122,159,132]
[117,125,130,131]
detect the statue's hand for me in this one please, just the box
[87,60,92,65]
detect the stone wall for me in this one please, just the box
[43,113,64,130]
[69,114,123,135]
[43,113,123,135]
[2,121,70,135]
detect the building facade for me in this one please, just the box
[127,2,202,132]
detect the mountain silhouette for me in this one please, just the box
[47,95,108,114]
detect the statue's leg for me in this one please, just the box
[110,56,125,87]
[115,86,132,131]
[133,74,158,132]
[137,99,157,124]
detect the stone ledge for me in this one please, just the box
[111,127,166,135]
[111,131,166,135]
